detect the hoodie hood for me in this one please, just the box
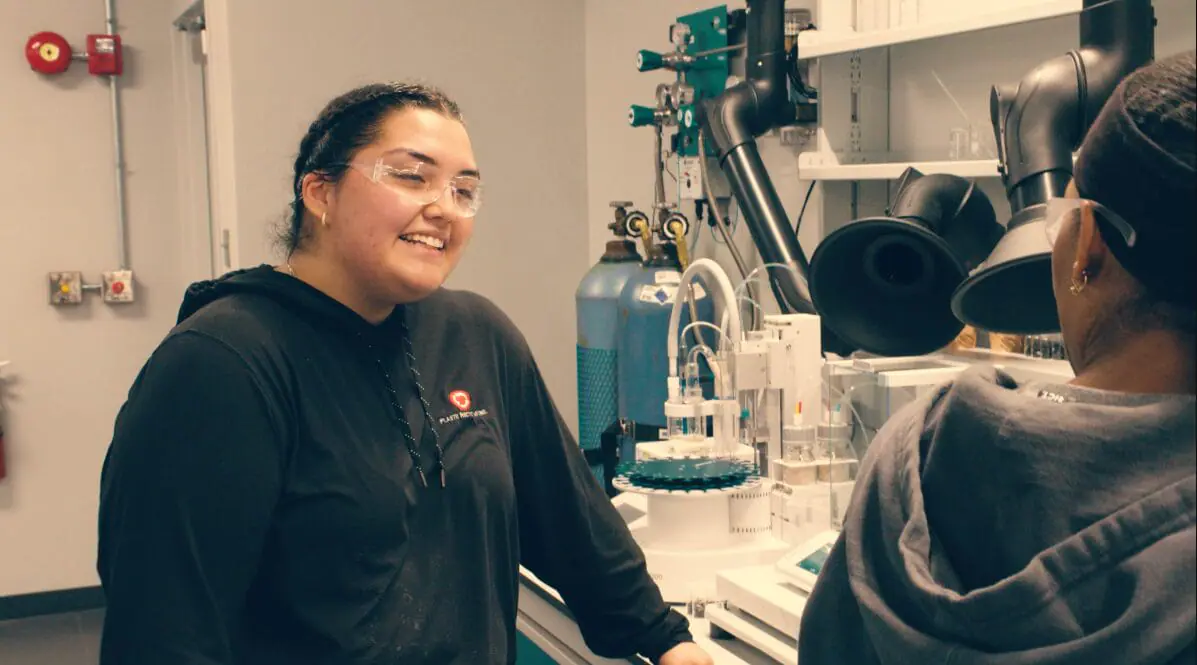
[178,264,407,342]
[813,366,1195,664]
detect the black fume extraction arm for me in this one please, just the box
[992,0,1155,215]
[701,0,1155,346]
[952,0,1155,333]
[700,0,815,316]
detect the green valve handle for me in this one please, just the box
[628,105,656,127]
[636,49,664,72]
[677,104,698,129]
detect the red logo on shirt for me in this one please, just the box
[448,390,472,412]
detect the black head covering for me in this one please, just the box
[1072,50,1196,307]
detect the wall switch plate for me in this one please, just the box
[49,271,83,305]
[102,269,135,303]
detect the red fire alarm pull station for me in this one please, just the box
[25,31,72,75]
[87,34,122,76]
[24,31,123,77]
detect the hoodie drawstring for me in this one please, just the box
[398,318,448,488]
[365,318,447,488]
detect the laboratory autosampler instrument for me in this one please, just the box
[605,257,972,664]
[703,355,970,664]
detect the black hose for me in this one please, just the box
[700,0,815,315]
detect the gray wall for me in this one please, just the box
[0,0,194,595]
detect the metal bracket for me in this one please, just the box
[173,0,206,32]
[848,52,863,154]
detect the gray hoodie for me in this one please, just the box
[798,366,1196,665]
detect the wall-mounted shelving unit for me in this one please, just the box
[781,1,1096,363]
[788,0,1103,242]
[798,152,1000,181]
[791,1,1089,195]
[796,0,1082,58]
[797,152,1079,181]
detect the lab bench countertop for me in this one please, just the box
[517,567,774,665]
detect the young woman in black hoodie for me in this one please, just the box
[97,82,712,665]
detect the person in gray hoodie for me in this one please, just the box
[798,51,1196,665]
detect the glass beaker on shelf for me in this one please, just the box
[948,127,969,161]
[948,125,986,161]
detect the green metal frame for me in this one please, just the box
[675,5,730,157]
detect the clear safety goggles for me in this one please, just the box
[350,158,483,219]
[1043,197,1137,249]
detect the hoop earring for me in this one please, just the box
[1069,271,1089,296]
[320,212,328,228]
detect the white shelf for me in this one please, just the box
[797,0,1082,58]
[798,152,1000,181]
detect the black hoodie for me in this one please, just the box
[97,265,691,665]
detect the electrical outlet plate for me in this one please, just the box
[102,269,135,303]
[48,271,83,305]
[679,156,703,200]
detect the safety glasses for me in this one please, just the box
[1043,197,1137,249]
[349,158,483,219]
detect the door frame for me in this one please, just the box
[172,0,241,276]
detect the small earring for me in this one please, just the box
[1069,271,1089,296]
[320,212,328,228]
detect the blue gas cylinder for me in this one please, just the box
[576,238,644,484]
[617,245,715,457]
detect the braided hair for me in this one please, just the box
[282,82,464,255]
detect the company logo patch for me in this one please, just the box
[448,390,472,412]
[439,389,490,425]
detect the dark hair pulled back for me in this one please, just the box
[1075,50,1196,332]
[283,81,463,255]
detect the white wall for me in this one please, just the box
[0,0,196,595]
[204,0,590,435]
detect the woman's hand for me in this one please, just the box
[658,641,715,665]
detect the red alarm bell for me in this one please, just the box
[86,34,123,76]
[25,31,72,75]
